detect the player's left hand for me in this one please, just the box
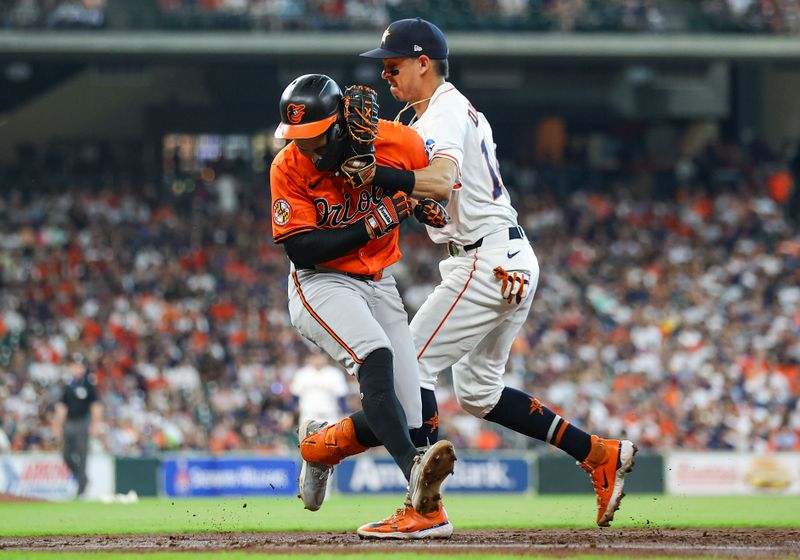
[364,191,413,239]
[493,266,530,304]
[413,199,450,228]
[337,84,380,188]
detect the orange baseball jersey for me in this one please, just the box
[270,119,428,275]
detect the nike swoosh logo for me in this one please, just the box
[601,471,609,491]
[507,250,520,259]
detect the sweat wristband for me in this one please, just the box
[373,166,415,196]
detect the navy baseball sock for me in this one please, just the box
[352,386,438,449]
[484,387,592,462]
[357,348,419,480]
[409,388,439,448]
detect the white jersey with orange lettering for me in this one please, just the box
[410,82,518,247]
[408,81,540,418]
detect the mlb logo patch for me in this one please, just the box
[424,138,436,158]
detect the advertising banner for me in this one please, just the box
[161,456,298,497]
[335,455,529,494]
[0,453,114,501]
[666,452,800,495]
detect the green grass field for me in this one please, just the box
[2,494,799,559]
[2,494,800,535]
[1,494,799,535]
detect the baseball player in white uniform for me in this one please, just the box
[291,352,350,427]
[354,18,638,533]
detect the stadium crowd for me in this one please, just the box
[2,0,800,33]
[1,124,798,458]
[1,0,106,29]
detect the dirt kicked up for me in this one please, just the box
[2,529,799,558]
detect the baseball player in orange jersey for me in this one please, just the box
[298,19,638,537]
[270,74,456,539]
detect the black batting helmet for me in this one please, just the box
[275,74,342,140]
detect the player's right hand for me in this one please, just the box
[364,192,412,239]
[493,266,530,304]
[413,198,450,228]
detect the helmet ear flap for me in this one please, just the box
[314,116,348,172]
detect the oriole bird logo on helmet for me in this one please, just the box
[286,104,306,124]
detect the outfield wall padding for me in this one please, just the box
[536,454,663,494]
[115,456,160,497]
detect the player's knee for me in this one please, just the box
[357,347,393,389]
[453,384,501,418]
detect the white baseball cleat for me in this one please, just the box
[297,419,332,511]
[408,439,457,515]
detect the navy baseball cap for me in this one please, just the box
[360,18,448,60]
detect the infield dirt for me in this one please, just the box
[3,528,799,558]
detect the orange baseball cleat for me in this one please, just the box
[357,502,453,539]
[299,417,368,465]
[297,417,370,511]
[579,435,638,527]
[297,419,333,511]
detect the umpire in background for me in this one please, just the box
[52,353,102,497]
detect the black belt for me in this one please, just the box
[297,266,383,281]
[462,226,524,251]
[344,270,383,281]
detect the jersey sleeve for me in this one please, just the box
[375,120,430,171]
[269,149,320,244]
[415,98,467,174]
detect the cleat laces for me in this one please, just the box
[381,507,409,524]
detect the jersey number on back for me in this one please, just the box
[468,103,503,200]
[480,140,503,200]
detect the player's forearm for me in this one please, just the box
[410,157,457,200]
[282,223,371,268]
[373,157,458,200]
[373,157,455,201]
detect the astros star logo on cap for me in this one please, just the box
[380,27,391,47]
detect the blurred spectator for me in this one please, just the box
[290,351,350,426]
[47,0,106,29]
[4,0,42,28]
[534,115,568,167]
[4,0,800,32]
[0,419,10,452]
[766,164,794,206]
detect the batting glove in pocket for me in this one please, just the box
[493,266,530,304]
